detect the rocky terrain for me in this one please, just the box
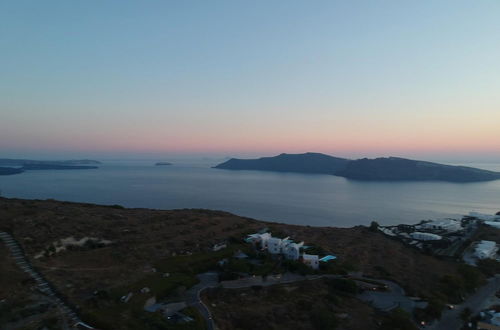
[0,197,495,329]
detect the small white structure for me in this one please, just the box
[379,227,397,236]
[302,254,319,270]
[121,292,133,303]
[474,240,498,260]
[234,251,249,259]
[490,312,500,327]
[420,219,462,232]
[410,232,442,241]
[212,242,227,252]
[485,221,500,229]
[469,212,500,222]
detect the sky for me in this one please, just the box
[1,1,500,162]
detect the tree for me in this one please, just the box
[424,297,445,320]
[477,259,500,277]
[440,275,465,303]
[327,278,358,294]
[458,264,482,292]
[369,221,379,232]
[460,307,472,321]
[380,309,418,330]
[311,308,338,330]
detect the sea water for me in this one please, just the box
[1,160,499,227]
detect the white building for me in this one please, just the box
[246,232,326,269]
[247,232,272,249]
[302,253,319,270]
[419,219,462,232]
[485,221,500,229]
[283,241,304,260]
[490,312,500,327]
[267,237,284,254]
[474,240,498,260]
[469,212,500,222]
[410,232,442,241]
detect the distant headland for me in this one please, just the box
[155,162,172,166]
[214,152,349,175]
[0,167,24,175]
[214,153,500,183]
[0,159,100,176]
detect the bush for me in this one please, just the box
[297,299,313,311]
[40,316,59,329]
[218,271,239,281]
[226,259,251,274]
[369,221,380,232]
[374,265,391,277]
[461,307,472,321]
[477,259,500,277]
[327,278,358,295]
[422,297,445,320]
[439,275,464,303]
[282,259,314,275]
[311,307,338,330]
[380,308,418,330]
[326,292,341,305]
[457,264,483,292]
[340,260,359,272]
[304,245,327,255]
[320,261,348,275]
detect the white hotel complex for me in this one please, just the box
[245,232,334,270]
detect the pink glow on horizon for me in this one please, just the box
[5,133,498,157]
[2,107,499,158]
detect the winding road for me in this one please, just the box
[427,274,500,330]
[186,271,414,330]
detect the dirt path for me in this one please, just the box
[0,231,95,330]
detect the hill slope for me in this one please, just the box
[0,158,101,166]
[21,164,98,170]
[0,167,24,175]
[335,157,500,182]
[214,153,500,182]
[214,152,350,175]
[0,197,473,329]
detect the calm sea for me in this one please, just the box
[1,160,499,227]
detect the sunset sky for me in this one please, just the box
[1,1,500,161]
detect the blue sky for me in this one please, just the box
[1,1,500,161]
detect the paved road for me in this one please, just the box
[357,279,427,313]
[186,272,328,330]
[188,272,410,329]
[210,272,499,330]
[427,275,500,330]
[186,273,219,330]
